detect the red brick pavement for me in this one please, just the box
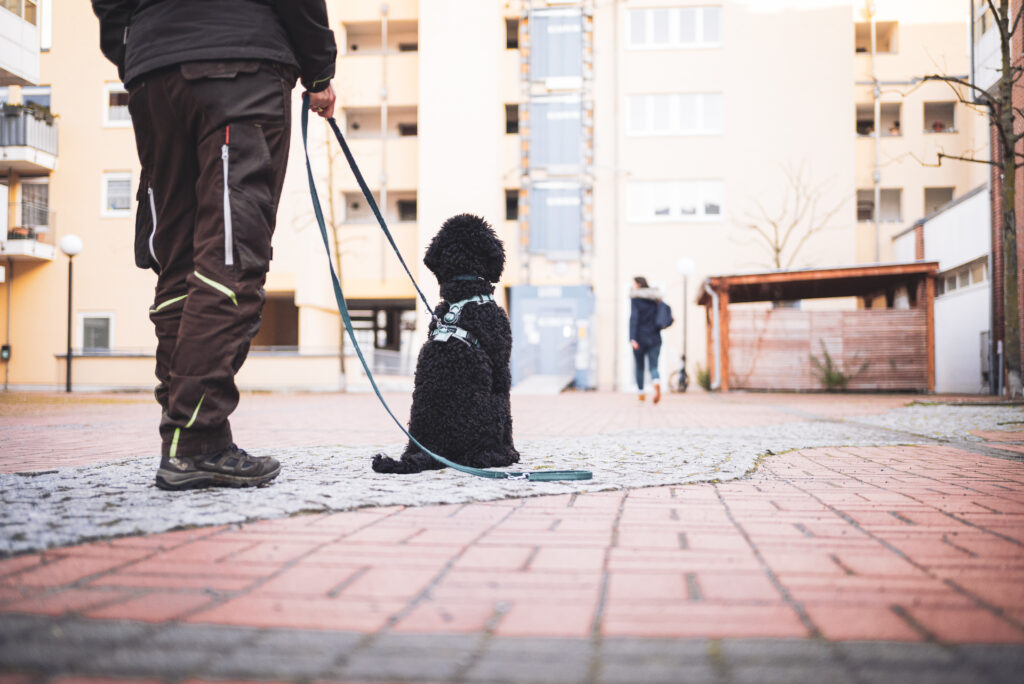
[2,439,1022,644]
[0,390,914,473]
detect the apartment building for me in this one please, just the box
[0,1,987,393]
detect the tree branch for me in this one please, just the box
[922,74,996,107]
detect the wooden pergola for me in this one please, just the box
[696,262,940,392]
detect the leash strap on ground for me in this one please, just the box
[300,95,591,483]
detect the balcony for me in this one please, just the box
[0,0,40,86]
[0,104,57,173]
[1,200,55,261]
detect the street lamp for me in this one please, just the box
[59,235,82,393]
[674,257,695,391]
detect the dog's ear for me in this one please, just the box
[478,226,505,283]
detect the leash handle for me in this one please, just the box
[300,96,591,483]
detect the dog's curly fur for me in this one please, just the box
[372,214,520,474]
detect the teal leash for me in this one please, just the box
[300,95,592,482]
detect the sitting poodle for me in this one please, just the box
[372,214,520,474]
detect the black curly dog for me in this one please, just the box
[372,214,520,474]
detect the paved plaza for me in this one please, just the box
[1,390,1023,683]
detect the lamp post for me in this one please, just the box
[671,255,696,389]
[59,235,83,393]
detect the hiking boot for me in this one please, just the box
[653,382,662,404]
[156,444,281,491]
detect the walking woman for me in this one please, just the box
[629,276,664,403]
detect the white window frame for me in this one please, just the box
[101,172,132,218]
[103,82,131,128]
[626,93,723,136]
[78,312,115,353]
[627,180,724,223]
[627,6,723,50]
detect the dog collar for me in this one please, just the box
[450,275,485,282]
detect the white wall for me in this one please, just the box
[892,227,916,262]
[921,186,990,393]
[923,187,989,268]
[935,285,989,393]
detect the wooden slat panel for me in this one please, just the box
[728,309,928,391]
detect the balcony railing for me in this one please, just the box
[0,104,57,156]
[6,201,54,243]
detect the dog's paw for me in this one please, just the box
[372,453,398,473]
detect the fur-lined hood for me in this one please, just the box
[630,287,663,301]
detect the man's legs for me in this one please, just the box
[129,63,294,487]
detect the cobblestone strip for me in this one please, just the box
[1,614,1022,683]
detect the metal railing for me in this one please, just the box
[0,105,58,156]
[6,201,54,243]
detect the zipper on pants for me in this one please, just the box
[147,186,161,269]
[222,126,234,266]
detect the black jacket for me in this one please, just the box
[91,0,336,91]
[629,287,663,350]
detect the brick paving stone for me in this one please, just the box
[3,393,1024,682]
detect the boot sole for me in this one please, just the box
[155,464,281,491]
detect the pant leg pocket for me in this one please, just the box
[223,123,277,273]
[134,170,160,273]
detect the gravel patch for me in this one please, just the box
[1,403,1019,555]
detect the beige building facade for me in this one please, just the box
[0,0,989,393]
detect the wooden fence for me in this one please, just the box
[727,308,928,391]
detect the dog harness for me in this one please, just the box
[429,294,494,348]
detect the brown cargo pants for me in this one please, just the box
[127,61,296,459]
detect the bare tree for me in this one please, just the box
[739,162,848,271]
[918,0,1024,394]
[293,120,368,389]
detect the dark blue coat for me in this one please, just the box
[629,291,662,350]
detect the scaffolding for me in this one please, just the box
[517,0,595,284]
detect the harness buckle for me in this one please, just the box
[505,472,529,480]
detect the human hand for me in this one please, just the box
[630,340,639,350]
[306,84,336,119]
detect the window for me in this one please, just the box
[924,102,956,132]
[855,102,900,135]
[0,0,36,24]
[506,189,519,221]
[21,86,50,109]
[397,199,417,222]
[974,0,996,43]
[104,83,130,126]
[79,314,113,352]
[924,187,954,214]
[627,93,723,135]
[505,104,519,134]
[398,42,417,52]
[936,257,988,296]
[628,7,722,48]
[856,188,901,222]
[20,180,49,233]
[855,20,898,53]
[102,173,132,217]
[397,122,417,136]
[506,18,519,49]
[627,181,723,222]
[0,87,8,104]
